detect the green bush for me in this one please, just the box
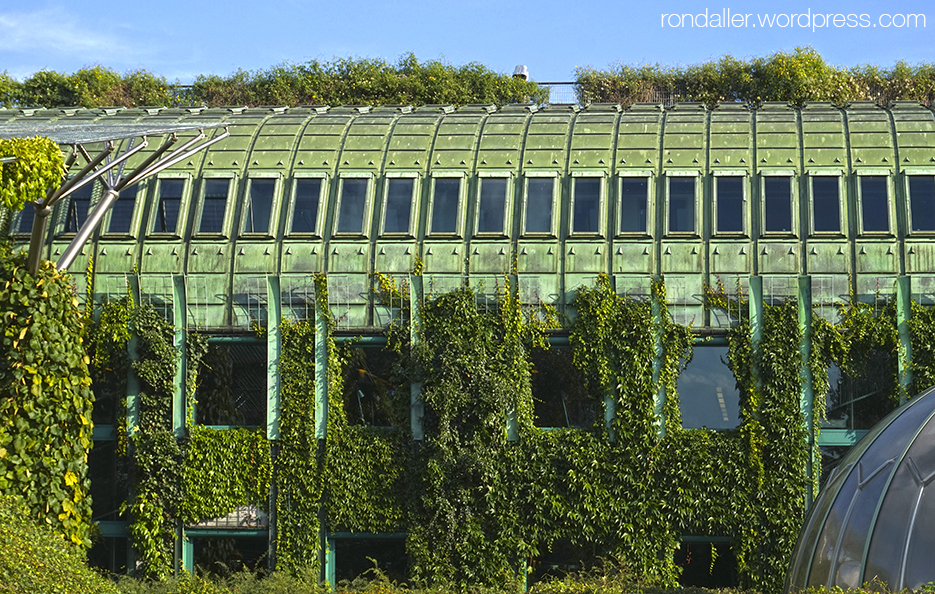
[0,495,119,593]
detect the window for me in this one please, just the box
[153,179,184,234]
[107,186,137,234]
[909,175,935,232]
[572,177,602,234]
[290,178,321,234]
[16,206,34,234]
[619,176,649,234]
[763,176,793,233]
[430,177,461,234]
[336,178,369,234]
[811,176,841,233]
[199,179,230,234]
[343,348,399,427]
[196,342,266,426]
[243,179,276,234]
[525,177,554,234]
[678,346,740,429]
[476,177,508,234]
[531,348,594,428]
[859,176,889,233]
[715,176,744,234]
[63,184,93,233]
[668,176,696,234]
[383,178,414,234]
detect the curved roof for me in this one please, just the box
[787,386,935,591]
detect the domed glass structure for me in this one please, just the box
[787,386,935,591]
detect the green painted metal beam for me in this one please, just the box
[652,286,664,439]
[817,428,869,446]
[799,275,815,507]
[267,275,282,440]
[410,275,424,441]
[896,275,913,404]
[172,275,186,437]
[315,279,329,441]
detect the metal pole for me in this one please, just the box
[56,188,119,271]
[410,274,424,441]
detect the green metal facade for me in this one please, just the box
[5,100,935,578]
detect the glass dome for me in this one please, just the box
[786,386,935,591]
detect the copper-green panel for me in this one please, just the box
[661,242,703,273]
[343,135,386,151]
[374,241,418,274]
[96,242,140,274]
[758,241,801,274]
[613,242,653,274]
[855,241,899,274]
[253,135,297,151]
[187,242,233,274]
[281,242,323,273]
[807,241,850,273]
[233,243,277,273]
[525,135,566,150]
[422,241,466,274]
[468,242,511,273]
[710,134,749,149]
[517,241,559,273]
[709,241,752,273]
[565,241,605,273]
[906,242,935,274]
[249,150,293,168]
[141,243,185,274]
[328,242,371,273]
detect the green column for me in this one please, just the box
[749,276,763,385]
[325,535,336,588]
[315,278,329,441]
[651,286,664,439]
[896,275,913,404]
[799,275,815,506]
[126,276,142,437]
[267,275,282,440]
[172,274,186,438]
[410,274,424,441]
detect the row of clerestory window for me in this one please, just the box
[16,170,935,240]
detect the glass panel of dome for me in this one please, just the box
[383,178,414,234]
[199,179,230,234]
[764,176,793,233]
[619,177,648,233]
[336,178,368,234]
[476,177,507,234]
[290,178,321,234]
[525,178,554,234]
[860,176,889,233]
[909,176,935,232]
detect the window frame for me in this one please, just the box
[331,172,374,238]
[148,173,191,238]
[239,173,282,239]
[759,170,797,238]
[473,171,512,238]
[711,170,748,237]
[379,171,420,238]
[855,169,894,236]
[521,171,560,238]
[569,171,607,238]
[808,169,846,236]
[903,168,935,236]
[285,171,327,238]
[426,171,467,237]
[616,170,654,238]
[193,172,237,239]
[664,170,701,237]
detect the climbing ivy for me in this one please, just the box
[0,137,65,212]
[0,245,94,548]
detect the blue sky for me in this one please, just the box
[1,0,932,83]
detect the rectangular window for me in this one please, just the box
[477,178,507,234]
[678,346,740,430]
[243,179,275,234]
[290,178,321,234]
[17,206,35,234]
[715,176,744,233]
[63,184,93,233]
[383,178,414,234]
[153,179,184,234]
[430,178,460,234]
[196,342,267,426]
[572,177,601,234]
[910,176,935,232]
[812,176,840,233]
[668,177,695,233]
[860,176,889,233]
[619,177,648,233]
[336,178,368,234]
[199,179,230,234]
[525,178,554,234]
[763,176,793,233]
[107,186,137,234]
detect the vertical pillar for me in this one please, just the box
[315,279,329,441]
[126,276,142,437]
[182,539,193,573]
[651,287,664,439]
[324,535,336,587]
[799,276,815,506]
[749,277,764,387]
[506,274,519,442]
[171,274,187,576]
[896,275,913,405]
[410,274,424,441]
[266,275,281,571]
